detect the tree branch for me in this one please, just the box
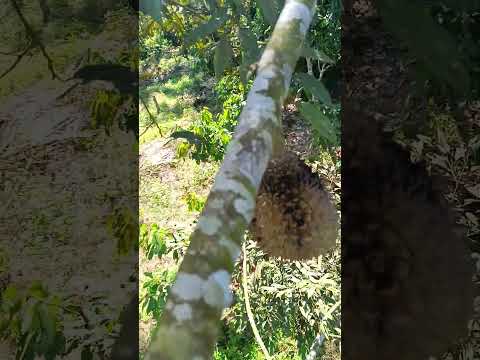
[144,1,318,359]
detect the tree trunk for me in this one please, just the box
[144,1,317,359]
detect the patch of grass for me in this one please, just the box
[163,73,204,96]
[139,127,163,145]
[140,157,217,226]
[214,329,305,360]
[139,73,204,144]
[140,72,205,100]
[214,330,261,360]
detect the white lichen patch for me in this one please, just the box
[198,216,222,236]
[234,196,255,222]
[238,163,265,189]
[170,273,204,301]
[251,67,276,93]
[214,172,252,201]
[276,0,313,35]
[169,271,233,310]
[203,270,233,308]
[282,63,294,91]
[219,237,242,262]
[172,303,193,322]
[243,93,276,128]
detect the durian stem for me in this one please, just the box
[242,242,272,360]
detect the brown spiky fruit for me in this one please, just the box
[342,107,474,360]
[250,151,338,261]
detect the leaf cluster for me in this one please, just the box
[0,283,66,360]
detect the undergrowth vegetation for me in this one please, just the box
[0,3,139,359]
[139,1,341,358]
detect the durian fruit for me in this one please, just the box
[342,107,474,360]
[250,151,338,261]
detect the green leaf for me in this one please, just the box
[147,297,157,315]
[81,346,93,360]
[226,0,244,12]
[184,8,228,46]
[301,45,335,64]
[256,0,284,26]
[22,299,39,333]
[29,281,48,299]
[299,102,337,144]
[204,0,218,11]
[239,27,260,65]
[437,0,480,11]
[2,285,18,306]
[148,283,159,294]
[38,303,56,347]
[139,0,165,22]
[147,228,168,259]
[214,37,233,79]
[376,0,470,96]
[297,73,332,105]
[323,300,341,320]
[170,130,203,146]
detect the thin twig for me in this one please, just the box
[152,95,161,114]
[0,43,31,56]
[55,82,80,100]
[18,332,34,360]
[7,0,62,81]
[140,95,162,137]
[318,62,331,80]
[242,242,272,360]
[0,45,31,79]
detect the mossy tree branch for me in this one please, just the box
[144,1,317,359]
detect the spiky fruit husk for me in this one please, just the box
[251,151,338,261]
[342,108,473,360]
